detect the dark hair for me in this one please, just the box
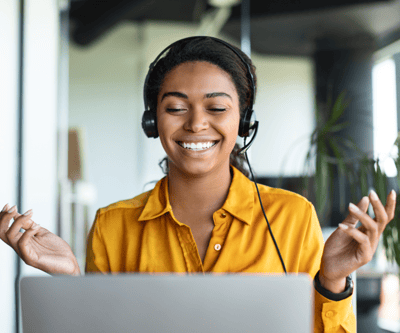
[146,37,257,178]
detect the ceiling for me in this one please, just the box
[69,0,400,55]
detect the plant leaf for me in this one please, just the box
[328,91,349,126]
[327,121,350,133]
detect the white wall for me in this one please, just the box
[21,0,59,277]
[0,1,60,332]
[251,54,315,176]
[69,24,149,221]
[69,21,314,221]
[69,22,201,219]
[0,2,19,332]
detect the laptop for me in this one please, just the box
[20,273,313,333]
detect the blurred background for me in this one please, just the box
[2,0,400,332]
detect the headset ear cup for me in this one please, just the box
[142,110,158,138]
[239,108,255,138]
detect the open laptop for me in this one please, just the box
[20,273,313,333]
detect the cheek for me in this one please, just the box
[157,114,174,152]
[219,114,240,142]
[157,113,179,139]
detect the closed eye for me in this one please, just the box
[166,108,226,112]
[167,108,186,112]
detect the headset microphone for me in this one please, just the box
[238,109,258,155]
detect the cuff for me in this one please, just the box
[314,289,356,331]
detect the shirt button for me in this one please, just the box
[221,213,227,218]
[325,311,334,318]
[214,244,221,251]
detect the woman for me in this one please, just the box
[0,37,396,332]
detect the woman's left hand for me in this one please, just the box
[319,190,397,293]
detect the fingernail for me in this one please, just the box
[1,203,9,212]
[338,223,348,230]
[391,190,397,198]
[349,203,360,212]
[23,209,33,216]
[7,205,17,214]
[369,189,379,201]
[32,223,40,230]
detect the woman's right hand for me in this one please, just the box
[0,204,81,276]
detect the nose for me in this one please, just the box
[183,108,209,133]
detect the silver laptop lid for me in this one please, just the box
[20,273,313,333]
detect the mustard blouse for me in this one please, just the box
[86,166,356,332]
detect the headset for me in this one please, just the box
[141,36,287,274]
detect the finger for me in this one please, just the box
[1,203,10,213]
[348,203,378,238]
[359,196,370,212]
[369,190,388,228]
[338,223,372,265]
[385,190,397,221]
[13,211,36,230]
[18,223,41,266]
[343,196,369,226]
[6,209,34,249]
[0,205,18,245]
[0,203,11,230]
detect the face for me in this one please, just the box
[157,61,240,177]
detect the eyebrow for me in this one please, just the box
[161,91,232,101]
[205,92,232,100]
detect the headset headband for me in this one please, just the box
[143,36,255,113]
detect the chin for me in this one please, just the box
[169,159,227,178]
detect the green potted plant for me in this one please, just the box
[301,91,400,268]
[292,90,400,329]
[302,91,366,226]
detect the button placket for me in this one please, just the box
[213,213,226,253]
[203,210,231,271]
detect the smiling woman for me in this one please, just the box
[144,37,255,177]
[157,61,240,178]
[0,36,397,333]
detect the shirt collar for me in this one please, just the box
[221,166,254,225]
[138,166,255,225]
[138,175,172,221]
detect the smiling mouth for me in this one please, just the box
[177,141,218,151]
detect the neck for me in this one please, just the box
[168,163,232,220]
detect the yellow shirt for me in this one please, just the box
[86,166,356,333]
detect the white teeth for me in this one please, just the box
[180,142,216,151]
